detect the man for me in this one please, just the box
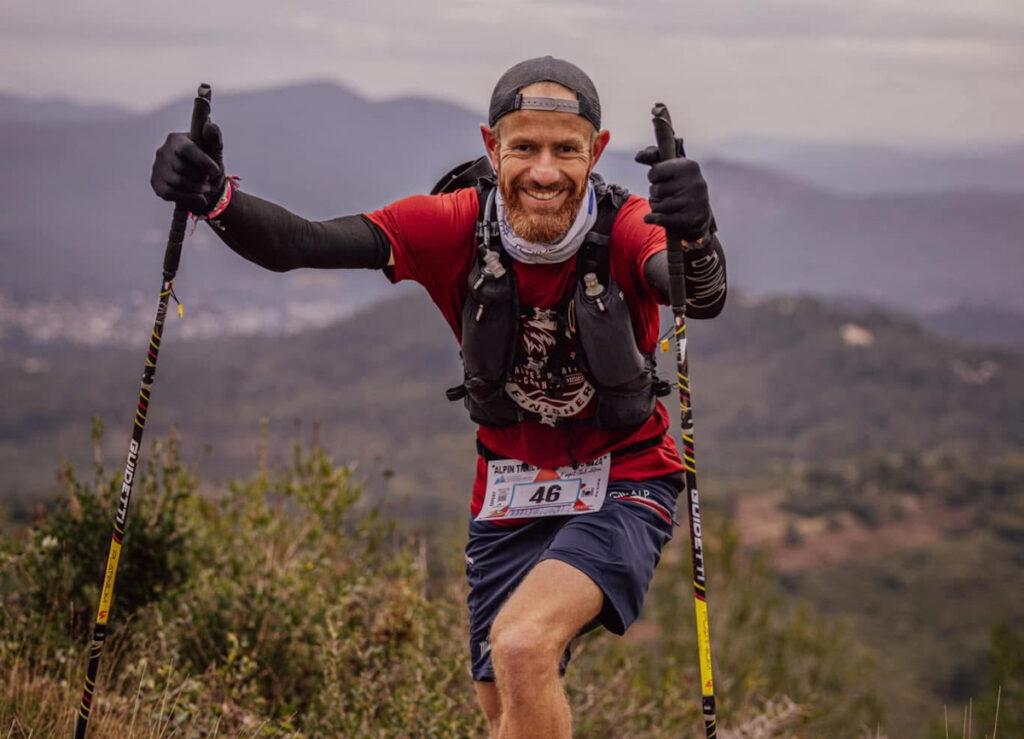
[152,56,726,739]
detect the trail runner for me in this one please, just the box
[151,56,726,739]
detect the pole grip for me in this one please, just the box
[651,103,688,310]
[652,103,677,162]
[163,84,212,276]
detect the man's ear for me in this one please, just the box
[480,123,500,171]
[590,129,611,167]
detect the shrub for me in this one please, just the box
[1,436,483,737]
[2,433,891,737]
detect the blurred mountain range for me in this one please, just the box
[711,136,1024,195]
[0,92,127,124]
[3,289,1022,507]
[1,81,1022,349]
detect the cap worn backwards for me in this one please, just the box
[488,56,601,130]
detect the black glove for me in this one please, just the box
[150,120,225,214]
[635,137,712,243]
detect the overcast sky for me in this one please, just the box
[2,0,1021,150]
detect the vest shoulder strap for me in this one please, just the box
[577,174,629,283]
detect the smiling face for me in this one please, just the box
[481,82,610,244]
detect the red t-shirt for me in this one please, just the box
[366,186,684,516]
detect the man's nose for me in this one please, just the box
[529,150,560,187]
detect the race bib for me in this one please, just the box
[476,455,610,521]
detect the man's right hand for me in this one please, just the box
[150,120,225,214]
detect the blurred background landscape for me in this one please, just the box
[1,1,1022,736]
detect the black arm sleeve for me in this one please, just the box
[210,190,392,272]
[642,232,727,319]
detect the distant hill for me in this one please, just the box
[0,81,486,312]
[916,303,1024,350]
[0,92,126,123]
[3,289,1022,509]
[1,82,1022,338]
[713,136,1024,195]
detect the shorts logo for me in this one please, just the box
[611,490,672,525]
[610,488,653,500]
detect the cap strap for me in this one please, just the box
[513,95,580,115]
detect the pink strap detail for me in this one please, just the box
[206,175,239,219]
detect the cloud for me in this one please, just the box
[1,0,1021,146]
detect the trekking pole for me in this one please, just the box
[651,103,718,738]
[73,83,212,739]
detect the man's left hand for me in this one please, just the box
[635,140,711,243]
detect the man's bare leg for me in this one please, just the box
[475,681,502,738]
[489,558,603,739]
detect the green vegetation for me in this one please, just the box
[569,531,884,737]
[2,434,887,737]
[4,291,1024,508]
[781,451,1024,528]
[2,435,480,737]
[3,294,1023,735]
[774,453,1024,737]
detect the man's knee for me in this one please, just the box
[490,618,563,683]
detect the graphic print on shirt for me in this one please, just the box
[504,307,594,425]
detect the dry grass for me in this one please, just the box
[943,687,1003,739]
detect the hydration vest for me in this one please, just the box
[433,158,671,432]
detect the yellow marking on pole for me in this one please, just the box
[694,598,714,696]
[79,707,90,721]
[96,540,122,625]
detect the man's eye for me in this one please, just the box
[559,145,580,154]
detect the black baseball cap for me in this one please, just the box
[488,56,601,130]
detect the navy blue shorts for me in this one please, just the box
[465,475,681,682]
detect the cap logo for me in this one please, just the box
[514,95,581,115]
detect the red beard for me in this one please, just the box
[498,171,588,244]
